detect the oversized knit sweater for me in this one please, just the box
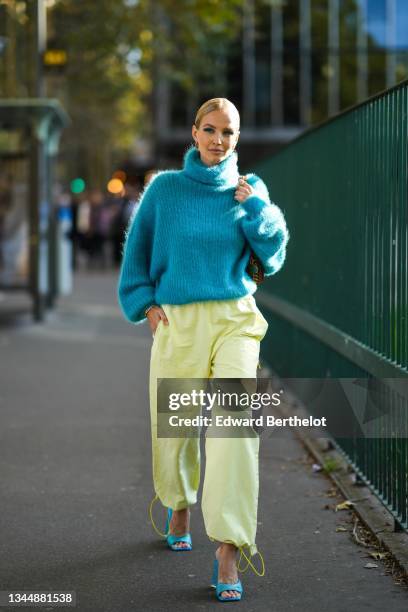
[117,145,289,324]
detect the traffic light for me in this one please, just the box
[70,178,86,194]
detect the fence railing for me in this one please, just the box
[251,79,408,530]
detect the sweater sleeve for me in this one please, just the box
[241,175,289,276]
[117,178,158,324]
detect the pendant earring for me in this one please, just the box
[194,140,199,148]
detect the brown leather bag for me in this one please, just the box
[239,175,265,285]
[246,251,265,285]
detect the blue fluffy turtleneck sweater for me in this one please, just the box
[118,146,289,324]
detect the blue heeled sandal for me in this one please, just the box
[164,507,192,552]
[211,558,243,602]
[149,495,192,551]
[209,544,265,603]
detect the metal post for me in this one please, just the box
[299,0,312,126]
[357,0,368,102]
[271,1,283,125]
[152,3,170,164]
[4,5,18,96]
[28,124,48,321]
[28,0,46,97]
[328,0,340,116]
[386,0,397,88]
[27,0,48,320]
[47,148,57,309]
[242,0,256,127]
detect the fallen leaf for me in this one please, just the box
[364,562,378,569]
[368,551,389,560]
[336,526,348,532]
[335,500,355,512]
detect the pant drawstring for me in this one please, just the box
[209,536,266,577]
[149,494,167,538]
[237,544,265,577]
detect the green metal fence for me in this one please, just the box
[252,80,408,530]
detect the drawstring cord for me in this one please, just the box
[237,544,265,577]
[149,494,167,538]
[209,535,265,578]
[149,494,266,578]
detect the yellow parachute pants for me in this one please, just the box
[149,294,268,555]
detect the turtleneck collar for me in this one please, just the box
[182,145,239,189]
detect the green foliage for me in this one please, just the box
[49,0,243,184]
[322,457,340,474]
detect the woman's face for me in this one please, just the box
[192,108,240,167]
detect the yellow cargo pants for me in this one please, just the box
[149,294,268,555]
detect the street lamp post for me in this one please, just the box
[28,0,46,97]
[27,0,49,320]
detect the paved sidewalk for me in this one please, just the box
[0,270,407,611]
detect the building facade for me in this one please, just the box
[152,0,408,167]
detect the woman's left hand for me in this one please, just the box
[234,175,254,203]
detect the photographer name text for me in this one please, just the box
[167,414,327,428]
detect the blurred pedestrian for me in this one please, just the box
[110,179,142,267]
[0,171,28,284]
[87,189,109,269]
[75,193,91,266]
[56,191,76,269]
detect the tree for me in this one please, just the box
[49,0,243,185]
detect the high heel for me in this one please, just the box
[211,558,243,602]
[148,495,192,551]
[165,508,192,551]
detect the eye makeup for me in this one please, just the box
[203,126,235,136]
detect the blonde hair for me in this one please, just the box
[194,98,240,129]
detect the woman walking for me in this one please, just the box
[118,98,289,602]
